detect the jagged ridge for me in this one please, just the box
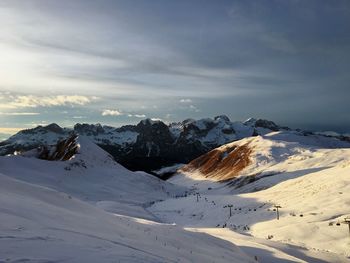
[2,116,347,174]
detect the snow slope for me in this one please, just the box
[179,131,350,185]
[0,137,254,262]
[0,173,254,263]
[150,132,350,262]
[0,136,184,220]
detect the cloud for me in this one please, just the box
[102,109,123,116]
[0,95,96,109]
[0,1,349,132]
[103,109,147,118]
[151,118,162,122]
[180,98,192,103]
[0,112,40,116]
[189,105,200,113]
[127,114,146,118]
[134,114,146,118]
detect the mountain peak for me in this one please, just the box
[243,117,257,126]
[139,118,163,126]
[243,118,281,131]
[43,123,64,133]
[74,123,105,135]
[214,115,230,122]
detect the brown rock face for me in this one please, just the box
[181,143,252,182]
[38,134,79,161]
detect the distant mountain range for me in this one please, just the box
[1,116,349,174]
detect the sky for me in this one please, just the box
[1,0,350,139]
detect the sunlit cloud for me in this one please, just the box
[102,109,123,116]
[72,116,86,119]
[128,114,146,118]
[0,95,96,109]
[151,118,162,122]
[0,112,40,116]
[102,110,147,118]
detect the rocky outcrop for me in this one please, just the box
[181,143,253,182]
[244,118,280,131]
[74,123,105,136]
[38,134,79,161]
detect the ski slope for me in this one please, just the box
[0,173,254,263]
[0,137,254,262]
[150,132,350,262]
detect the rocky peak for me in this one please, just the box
[243,118,281,131]
[74,123,105,136]
[115,125,137,133]
[135,119,173,148]
[20,123,64,135]
[255,119,280,131]
[182,118,215,134]
[214,115,230,122]
[139,118,162,126]
[243,117,257,126]
[44,123,64,134]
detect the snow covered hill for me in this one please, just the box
[0,137,256,262]
[179,130,350,185]
[149,131,350,262]
[0,136,184,220]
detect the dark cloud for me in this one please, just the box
[0,0,350,132]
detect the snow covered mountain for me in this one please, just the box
[180,130,350,184]
[2,116,342,174]
[148,130,350,262]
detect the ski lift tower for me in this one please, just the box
[224,205,234,217]
[343,216,350,235]
[274,205,282,220]
[196,193,200,202]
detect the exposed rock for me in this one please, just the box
[181,143,252,181]
[44,123,64,134]
[244,118,280,131]
[74,123,105,136]
[38,134,79,161]
[254,119,280,131]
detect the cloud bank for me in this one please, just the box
[0,94,95,109]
